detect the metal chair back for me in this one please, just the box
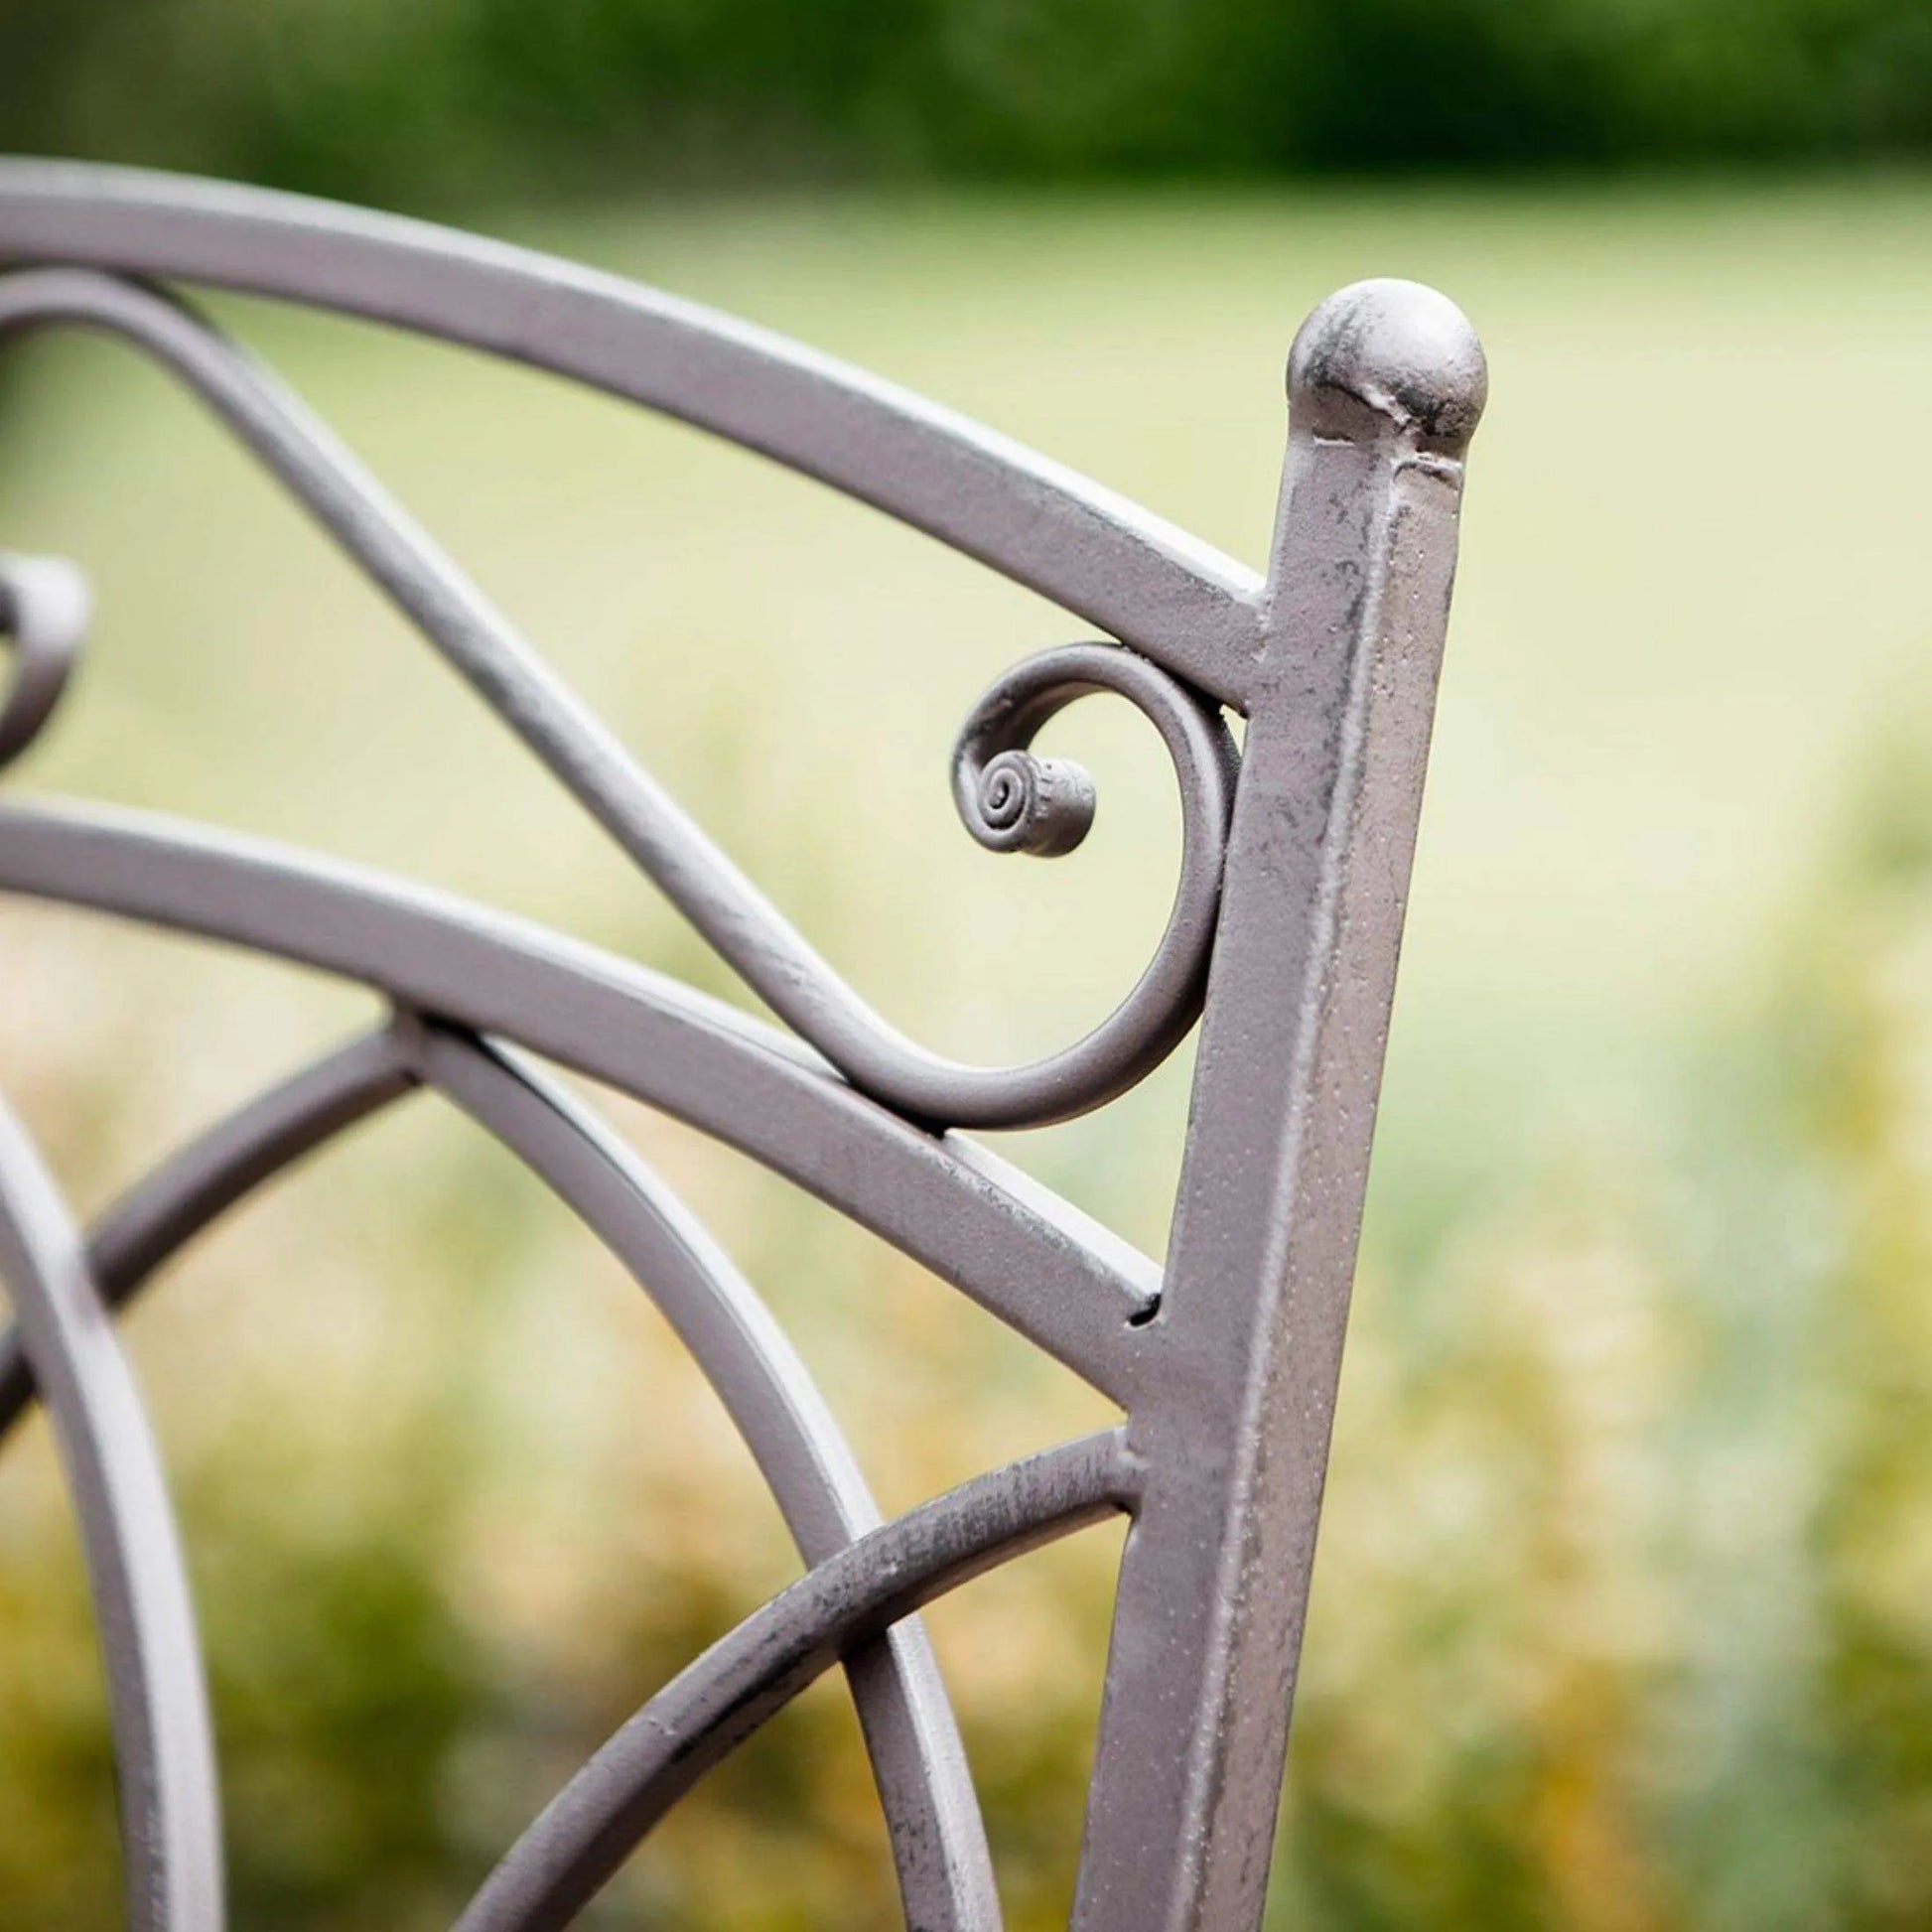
[0,161,1485,1932]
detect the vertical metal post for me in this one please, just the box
[1073,280,1486,1932]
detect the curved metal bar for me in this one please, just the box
[0,1022,419,1444]
[0,1091,223,1931]
[416,1022,999,1932]
[0,159,1264,709]
[0,799,1160,1401]
[455,1429,1138,1932]
[0,268,1232,1132]
[950,640,1238,1087]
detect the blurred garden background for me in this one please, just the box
[6,4,1932,1930]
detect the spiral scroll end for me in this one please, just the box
[968,749,1096,858]
[0,552,89,768]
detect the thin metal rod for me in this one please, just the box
[415,1022,1000,1932]
[0,159,1263,707]
[0,1022,418,1443]
[455,1429,1139,1932]
[0,1090,223,1932]
[0,799,1158,1397]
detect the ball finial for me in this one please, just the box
[1288,279,1486,453]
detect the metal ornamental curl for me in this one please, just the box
[0,160,1485,1932]
[0,548,87,766]
[0,265,1229,1130]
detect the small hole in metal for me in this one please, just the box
[1127,1297,1162,1329]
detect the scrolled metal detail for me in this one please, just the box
[960,744,1093,857]
[944,635,1240,1054]
[954,667,1098,858]
[0,269,1238,1131]
[953,640,1234,868]
[0,550,87,767]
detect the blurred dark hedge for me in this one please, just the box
[4,0,1932,205]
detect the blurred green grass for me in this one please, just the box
[5,179,1932,1927]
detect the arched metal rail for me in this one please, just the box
[0,159,1485,1932]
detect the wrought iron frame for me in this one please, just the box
[0,160,1486,1932]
